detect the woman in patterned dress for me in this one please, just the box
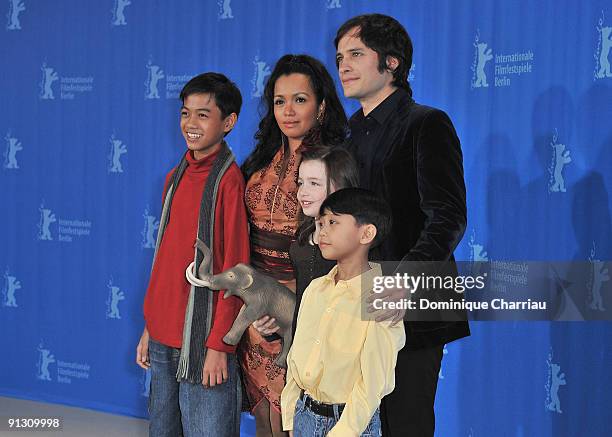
[240,54,347,437]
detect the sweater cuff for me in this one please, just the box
[205,333,237,354]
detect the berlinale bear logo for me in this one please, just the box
[2,267,21,308]
[108,134,127,173]
[471,30,493,89]
[4,131,22,169]
[6,0,25,30]
[595,11,612,79]
[111,0,131,26]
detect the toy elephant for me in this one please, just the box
[186,239,296,368]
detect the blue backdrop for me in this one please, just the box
[2,1,611,436]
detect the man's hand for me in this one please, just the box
[252,315,280,336]
[136,327,150,369]
[202,349,228,388]
[366,286,409,326]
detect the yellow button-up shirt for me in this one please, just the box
[281,262,406,436]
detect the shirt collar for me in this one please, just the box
[323,262,383,298]
[184,143,223,173]
[354,88,407,126]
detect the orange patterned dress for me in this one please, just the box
[241,145,301,413]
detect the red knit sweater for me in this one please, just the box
[143,148,250,353]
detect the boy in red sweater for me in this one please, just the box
[136,72,249,437]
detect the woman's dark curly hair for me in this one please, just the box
[241,54,348,182]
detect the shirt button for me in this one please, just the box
[315,339,321,345]
[326,308,332,313]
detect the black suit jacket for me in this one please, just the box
[347,89,470,350]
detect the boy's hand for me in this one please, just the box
[289,431,294,437]
[202,349,228,387]
[136,327,150,369]
[252,315,280,336]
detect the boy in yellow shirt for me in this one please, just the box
[281,188,406,436]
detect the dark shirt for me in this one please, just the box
[264,235,335,345]
[289,239,336,340]
[345,87,470,349]
[349,88,406,191]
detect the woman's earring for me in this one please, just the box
[316,110,324,124]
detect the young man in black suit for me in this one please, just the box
[335,13,470,437]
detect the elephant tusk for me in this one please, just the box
[185,262,211,287]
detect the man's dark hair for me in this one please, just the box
[334,14,413,95]
[319,187,392,248]
[180,72,242,119]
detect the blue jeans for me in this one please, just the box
[293,396,381,437]
[148,339,241,437]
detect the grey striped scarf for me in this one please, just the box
[151,143,235,383]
